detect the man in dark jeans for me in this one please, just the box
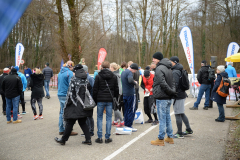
[0,68,10,115]
[42,62,53,99]
[189,60,211,110]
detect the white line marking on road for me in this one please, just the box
[103,101,192,160]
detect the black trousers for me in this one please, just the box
[86,116,94,134]
[118,95,125,116]
[143,97,158,121]
[209,85,213,107]
[18,92,25,112]
[1,94,6,112]
[62,118,90,141]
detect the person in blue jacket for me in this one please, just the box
[211,65,228,122]
[57,62,77,136]
[225,62,237,77]
[24,66,32,90]
[14,66,27,115]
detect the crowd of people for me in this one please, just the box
[0,51,236,147]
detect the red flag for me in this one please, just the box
[98,48,107,70]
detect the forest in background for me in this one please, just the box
[0,0,239,74]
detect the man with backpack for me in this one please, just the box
[169,56,193,138]
[190,60,211,110]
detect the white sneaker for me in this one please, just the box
[132,128,138,132]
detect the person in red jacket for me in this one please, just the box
[141,70,159,125]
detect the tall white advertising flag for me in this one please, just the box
[179,26,196,97]
[15,43,24,67]
[226,42,240,64]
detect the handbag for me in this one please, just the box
[77,81,96,110]
[104,80,120,109]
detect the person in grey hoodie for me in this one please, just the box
[169,56,193,139]
[42,62,53,99]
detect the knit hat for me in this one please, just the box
[130,63,138,70]
[152,52,163,61]
[82,65,88,73]
[144,70,150,77]
[170,56,179,64]
[46,62,49,66]
[14,66,19,71]
[145,66,150,70]
[201,60,207,65]
[228,62,233,66]
[3,68,9,73]
[73,64,83,73]
[217,65,225,73]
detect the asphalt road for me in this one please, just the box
[0,89,233,160]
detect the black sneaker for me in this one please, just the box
[189,107,198,110]
[203,107,208,110]
[151,120,159,126]
[145,119,153,123]
[54,137,65,145]
[95,138,103,143]
[173,133,184,139]
[105,138,112,143]
[82,140,92,145]
[183,130,193,135]
[215,119,225,122]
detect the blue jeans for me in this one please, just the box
[194,84,211,108]
[58,96,67,132]
[44,80,50,97]
[26,77,31,89]
[217,103,225,121]
[6,96,20,121]
[156,100,173,139]
[97,102,112,139]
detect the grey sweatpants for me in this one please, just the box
[114,109,123,122]
[31,98,43,116]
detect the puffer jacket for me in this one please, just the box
[93,68,119,103]
[42,66,53,81]
[153,58,176,100]
[211,72,229,104]
[63,69,93,119]
[197,66,211,85]
[30,73,45,99]
[171,63,187,100]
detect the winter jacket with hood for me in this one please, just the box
[93,68,119,103]
[57,67,73,97]
[63,68,93,119]
[211,71,229,104]
[197,66,211,85]
[171,63,187,100]
[153,58,176,100]
[29,73,45,99]
[0,73,8,94]
[2,71,23,98]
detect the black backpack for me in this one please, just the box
[208,67,215,82]
[179,70,189,91]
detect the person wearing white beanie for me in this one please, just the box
[225,62,237,77]
[210,65,229,122]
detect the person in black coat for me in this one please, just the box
[170,56,193,138]
[29,68,45,120]
[93,61,119,144]
[211,65,228,122]
[55,64,93,145]
[0,68,10,115]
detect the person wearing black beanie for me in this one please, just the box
[151,52,177,146]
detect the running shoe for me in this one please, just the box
[33,115,39,120]
[115,122,124,127]
[173,133,184,139]
[183,130,193,135]
[18,114,22,119]
[22,111,26,115]
[39,115,43,119]
[132,128,137,132]
[112,121,118,126]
